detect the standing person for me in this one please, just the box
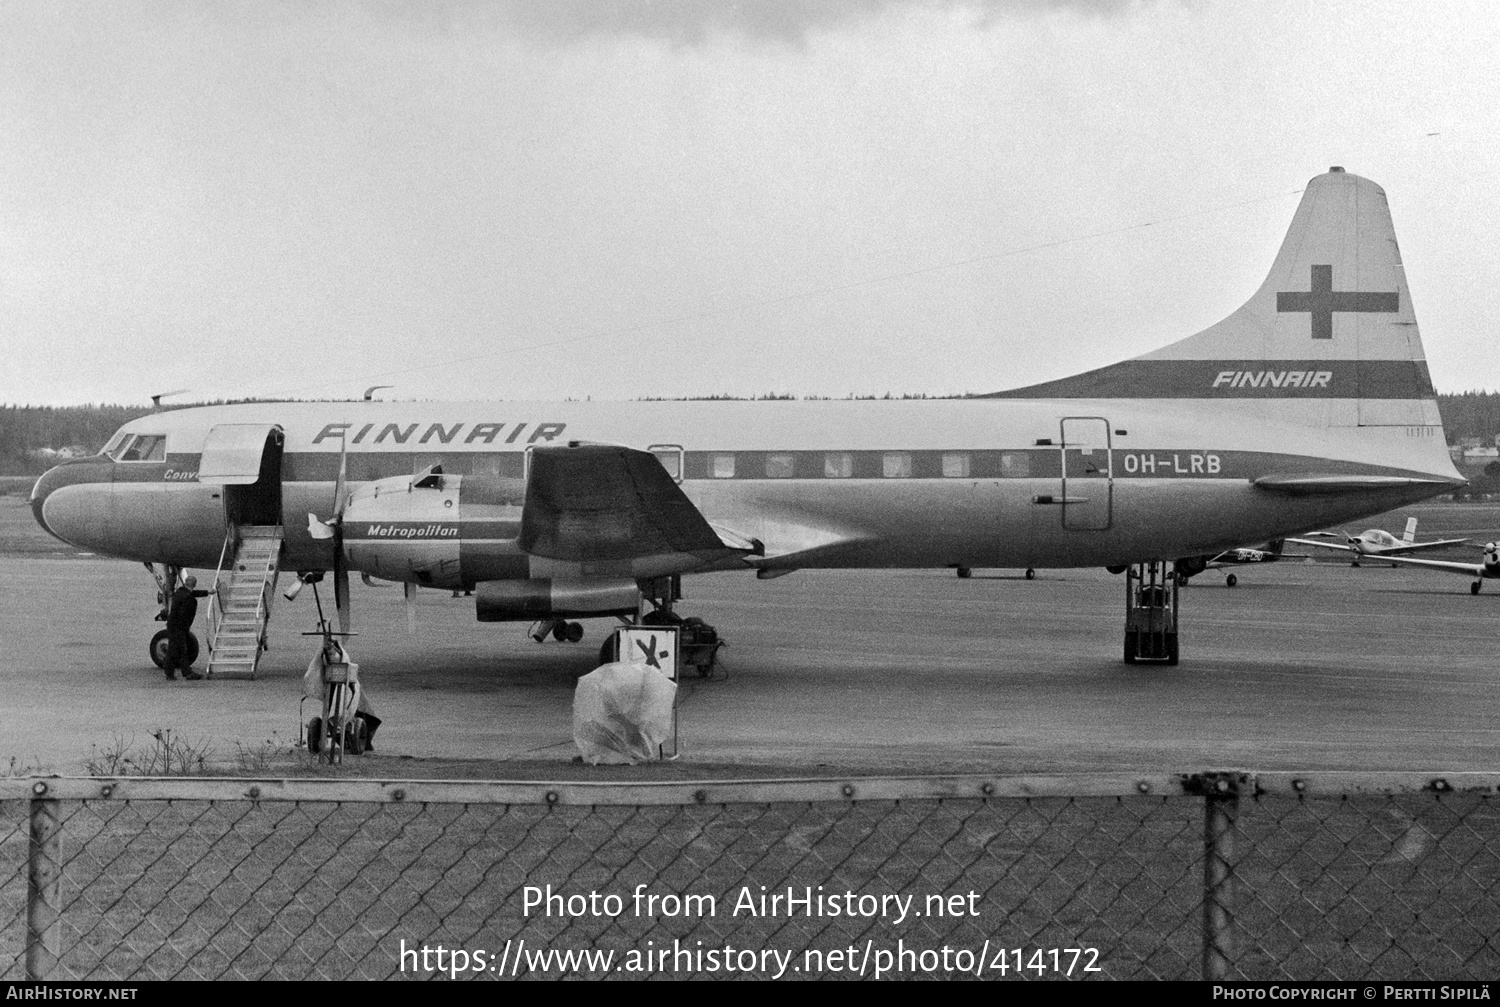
[165,575,210,681]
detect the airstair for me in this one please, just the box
[206,525,283,679]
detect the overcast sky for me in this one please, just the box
[3,0,1497,406]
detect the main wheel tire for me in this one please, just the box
[186,632,200,666]
[1166,634,1180,666]
[1472,581,1482,595]
[307,717,323,754]
[150,629,170,669]
[1123,631,1138,665]
[552,622,569,642]
[565,621,584,643]
[956,566,971,579]
[1025,568,1035,580]
[1225,574,1238,588]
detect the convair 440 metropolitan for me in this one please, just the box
[31,168,1464,676]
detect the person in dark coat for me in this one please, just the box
[165,575,210,681]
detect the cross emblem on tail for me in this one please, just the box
[1276,264,1398,339]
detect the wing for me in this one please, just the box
[1378,554,1484,576]
[1381,538,1470,555]
[1284,537,1357,554]
[520,444,753,573]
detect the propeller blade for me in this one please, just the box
[335,553,350,634]
[404,582,417,635]
[332,437,349,519]
[308,513,336,540]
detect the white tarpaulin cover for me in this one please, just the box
[573,661,676,765]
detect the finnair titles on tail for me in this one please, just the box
[32,168,1464,640]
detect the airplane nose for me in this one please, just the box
[30,457,113,543]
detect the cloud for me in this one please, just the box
[373,0,1148,47]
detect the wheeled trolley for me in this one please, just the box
[299,623,370,762]
[1124,561,1179,665]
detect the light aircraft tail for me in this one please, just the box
[986,167,1441,432]
[1403,517,1418,543]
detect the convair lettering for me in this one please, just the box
[163,469,199,481]
[529,422,567,444]
[352,422,374,444]
[1211,370,1333,390]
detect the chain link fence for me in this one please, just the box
[1,773,1496,980]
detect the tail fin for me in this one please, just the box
[1403,517,1418,543]
[986,167,1440,429]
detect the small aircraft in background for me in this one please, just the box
[1174,539,1309,587]
[1380,542,1500,595]
[1287,518,1468,567]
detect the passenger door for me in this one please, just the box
[1059,416,1112,530]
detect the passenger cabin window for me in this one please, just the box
[710,453,736,478]
[118,435,166,462]
[942,452,970,478]
[824,452,852,478]
[882,452,912,478]
[765,453,794,478]
[1000,452,1030,478]
[649,446,682,481]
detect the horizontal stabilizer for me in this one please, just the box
[1252,474,1461,495]
[520,444,747,564]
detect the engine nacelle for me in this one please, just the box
[340,471,528,589]
[474,578,641,622]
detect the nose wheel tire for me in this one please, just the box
[149,630,200,670]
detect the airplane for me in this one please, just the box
[1286,517,1468,566]
[1379,542,1500,595]
[29,166,1466,676]
[1174,539,1305,588]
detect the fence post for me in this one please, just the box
[1200,773,1240,980]
[26,781,62,981]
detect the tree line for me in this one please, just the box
[2,392,1498,476]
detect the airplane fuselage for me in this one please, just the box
[32,397,1460,584]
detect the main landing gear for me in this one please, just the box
[532,618,585,643]
[591,577,725,678]
[1123,561,1179,666]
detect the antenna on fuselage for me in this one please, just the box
[150,389,189,411]
[363,385,393,401]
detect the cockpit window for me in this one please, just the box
[116,434,167,462]
[101,431,130,458]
